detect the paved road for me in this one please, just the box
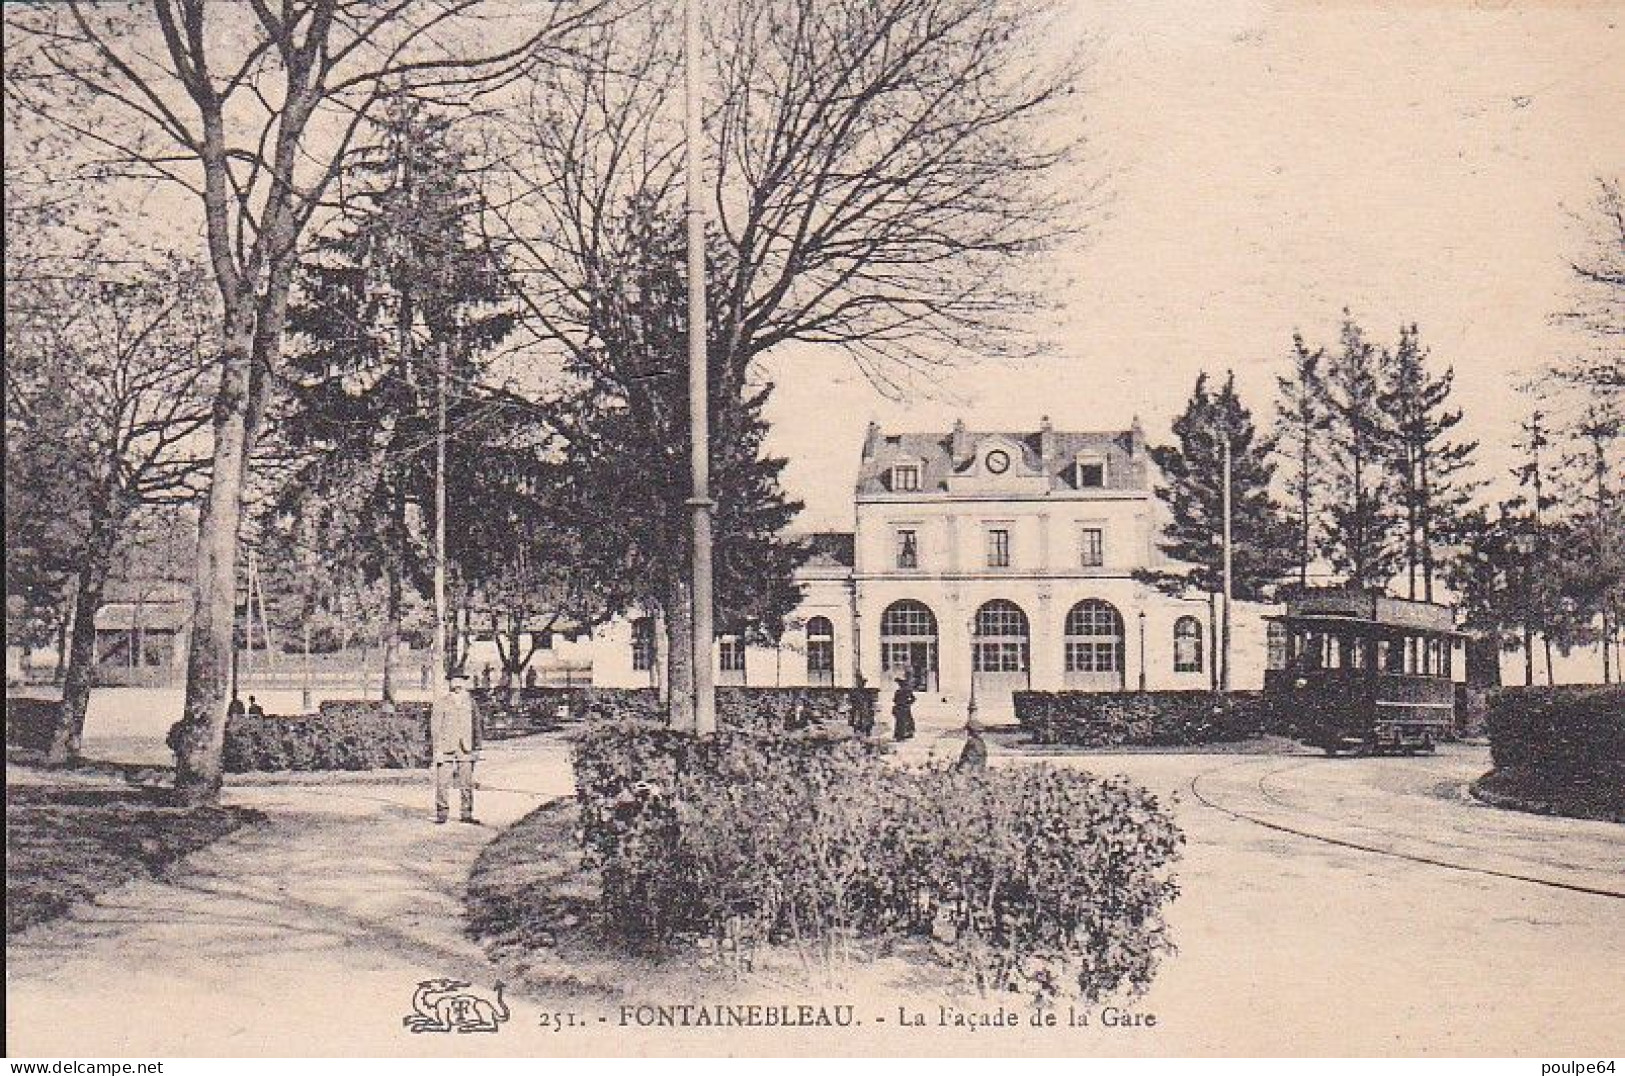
[6,731,1623,1056]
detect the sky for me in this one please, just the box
[761,0,1625,531]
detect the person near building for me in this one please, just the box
[891,674,917,742]
[246,695,265,718]
[431,671,480,824]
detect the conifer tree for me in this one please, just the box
[1317,314,1402,590]
[1149,371,1295,600]
[276,96,517,699]
[1274,333,1327,590]
[540,203,808,717]
[1377,323,1479,601]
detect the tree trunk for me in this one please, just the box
[666,574,695,728]
[1543,636,1555,685]
[54,607,70,685]
[172,326,256,805]
[382,556,402,705]
[1523,628,1534,687]
[48,563,106,765]
[1602,606,1613,685]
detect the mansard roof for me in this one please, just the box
[855,419,1151,497]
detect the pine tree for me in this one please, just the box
[1377,323,1479,601]
[277,96,516,699]
[1274,332,1327,589]
[1149,371,1296,600]
[1556,405,1624,682]
[1318,313,1402,590]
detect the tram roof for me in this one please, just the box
[1270,589,1460,632]
[1267,612,1466,638]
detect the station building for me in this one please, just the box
[592,418,1277,721]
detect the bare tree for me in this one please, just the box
[5,257,215,764]
[6,0,606,802]
[489,0,1085,718]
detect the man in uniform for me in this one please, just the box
[431,670,479,824]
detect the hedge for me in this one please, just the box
[1014,689,1274,747]
[572,720,1183,1002]
[217,703,431,772]
[211,686,880,772]
[1487,685,1624,780]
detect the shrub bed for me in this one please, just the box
[1014,689,1271,747]
[1483,685,1624,821]
[572,721,1183,1002]
[5,697,61,752]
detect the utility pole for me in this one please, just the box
[1221,436,1234,694]
[685,0,717,734]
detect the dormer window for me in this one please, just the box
[1076,454,1106,488]
[891,463,921,492]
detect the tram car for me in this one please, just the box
[1264,589,1467,755]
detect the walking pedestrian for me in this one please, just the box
[891,674,917,742]
[431,670,480,825]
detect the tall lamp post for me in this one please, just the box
[1137,608,1147,692]
[684,0,717,734]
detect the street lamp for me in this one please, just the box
[1137,608,1147,692]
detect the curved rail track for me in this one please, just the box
[1187,757,1625,901]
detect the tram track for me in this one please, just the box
[1187,757,1625,901]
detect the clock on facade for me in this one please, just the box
[984,448,1010,474]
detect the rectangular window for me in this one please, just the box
[1065,640,1121,673]
[719,635,746,672]
[631,618,655,671]
[986,528,1011,568]
[1080,527,1104,567]
[1077,457,1106,487]
[892,464,920,492]
[896,528,919,569]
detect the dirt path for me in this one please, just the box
[5,739,577,1057]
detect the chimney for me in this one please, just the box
[1129,414,1145,456]
[862,420,882,460]
[951,418,972,463]
[1038,414,1055,464]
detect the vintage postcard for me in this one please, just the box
[4,0,1621,1063]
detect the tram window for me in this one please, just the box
[1348,638,1368,670]
[1382,639,1404,673]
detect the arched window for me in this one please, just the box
[1064,599,1124,673]
[806,616,835,683]
[880,600,938,689]
[1174,615,1203,673]
[972,599,1030,672]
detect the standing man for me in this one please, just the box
[431,670,479,825]
[891,673,917,742]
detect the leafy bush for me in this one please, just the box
[5,697,60,752]
[1015,690,1270,746]
[572,721,1183,1002]
[1487,685,1624,779]
[220,702,430,772]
